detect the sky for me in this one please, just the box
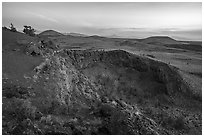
[2,2,202,41]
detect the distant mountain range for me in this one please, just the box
[38,29,201,44]
[63,32,88,37]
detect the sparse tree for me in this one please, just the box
[23,25,36,36]
[9,23,17,32]
[2,26,9,30]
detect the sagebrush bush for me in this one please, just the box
[161,115,186,130]
[173,116,186,130]
[23,25,35,36]
[9,98,37,121]
[9,23,17,32]
[3,86,30,99]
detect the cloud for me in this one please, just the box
[27,12,59,24]
[37,14,59,23]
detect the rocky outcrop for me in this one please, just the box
[61,49,190,96]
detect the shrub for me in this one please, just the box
[9,23,17,32]
[173,116,186,130]
[2,85,30,99]
[48,100,69,115]
[7,98,37,121]
[2,26,9,30]
[161,115,186,130]
[23,25,35,36]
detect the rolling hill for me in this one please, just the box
[140,36,182,45]
[39,30,64,37]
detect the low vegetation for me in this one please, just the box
[2,29,202,135]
